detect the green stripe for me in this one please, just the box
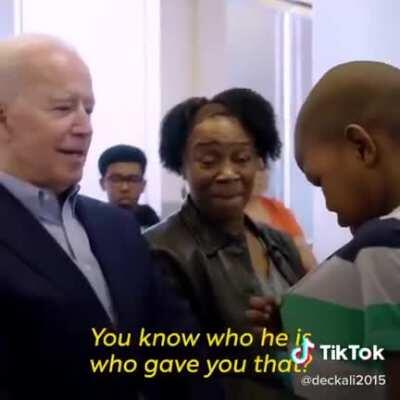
[281,294,364,345]
[281,295,400,372]
[365,303,400,350]
[281,294,400,350]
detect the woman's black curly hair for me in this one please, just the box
[159,88,282,174]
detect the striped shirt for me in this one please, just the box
[281,206,400,399]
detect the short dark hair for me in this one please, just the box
[159,88,281,174]
[98,144,147,177]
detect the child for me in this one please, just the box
[281,61,400,399]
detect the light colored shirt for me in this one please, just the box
[0,172,116,324]
[256,260,290,305]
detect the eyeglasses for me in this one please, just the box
[105,175,144,185]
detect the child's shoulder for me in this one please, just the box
[335,214,400,263]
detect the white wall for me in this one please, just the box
[19,0,162,212]
[0,0,14,38]
[194,0,227,97]
[225,0,277,103]
[312,0,400,260]
[160,0,230,217]
[159,0,195,216]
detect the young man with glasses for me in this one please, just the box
[99,144,160,228]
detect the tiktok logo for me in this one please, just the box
[291,337,315,368]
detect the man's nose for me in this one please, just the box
[120,181,130,190]
[72,104,92,136]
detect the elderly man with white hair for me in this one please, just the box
[0,34,220,400]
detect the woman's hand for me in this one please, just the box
[246,295,282,335]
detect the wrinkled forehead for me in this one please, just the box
[0,37,93,103]
[192,102,230,126]
[21,56,94,109]
[189,114,252,146]
[25,48,90,81]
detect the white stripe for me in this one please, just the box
[356,247,400,305]
[288,246,400,310]
[288,256,363,309]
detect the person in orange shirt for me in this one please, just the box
[246,162,317,271]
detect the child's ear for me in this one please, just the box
[344,123,377,166]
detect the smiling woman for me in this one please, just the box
[145,88,307,399]
[183,109,258,229]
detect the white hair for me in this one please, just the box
[0,33,81,102]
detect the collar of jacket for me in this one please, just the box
[180,196,269,256]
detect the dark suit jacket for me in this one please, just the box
[0,185,220,400]
[134,204,160,229]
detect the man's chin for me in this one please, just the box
[115,200,134,209]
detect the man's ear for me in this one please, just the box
[344,124,377,166]
[140,179,147,192]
